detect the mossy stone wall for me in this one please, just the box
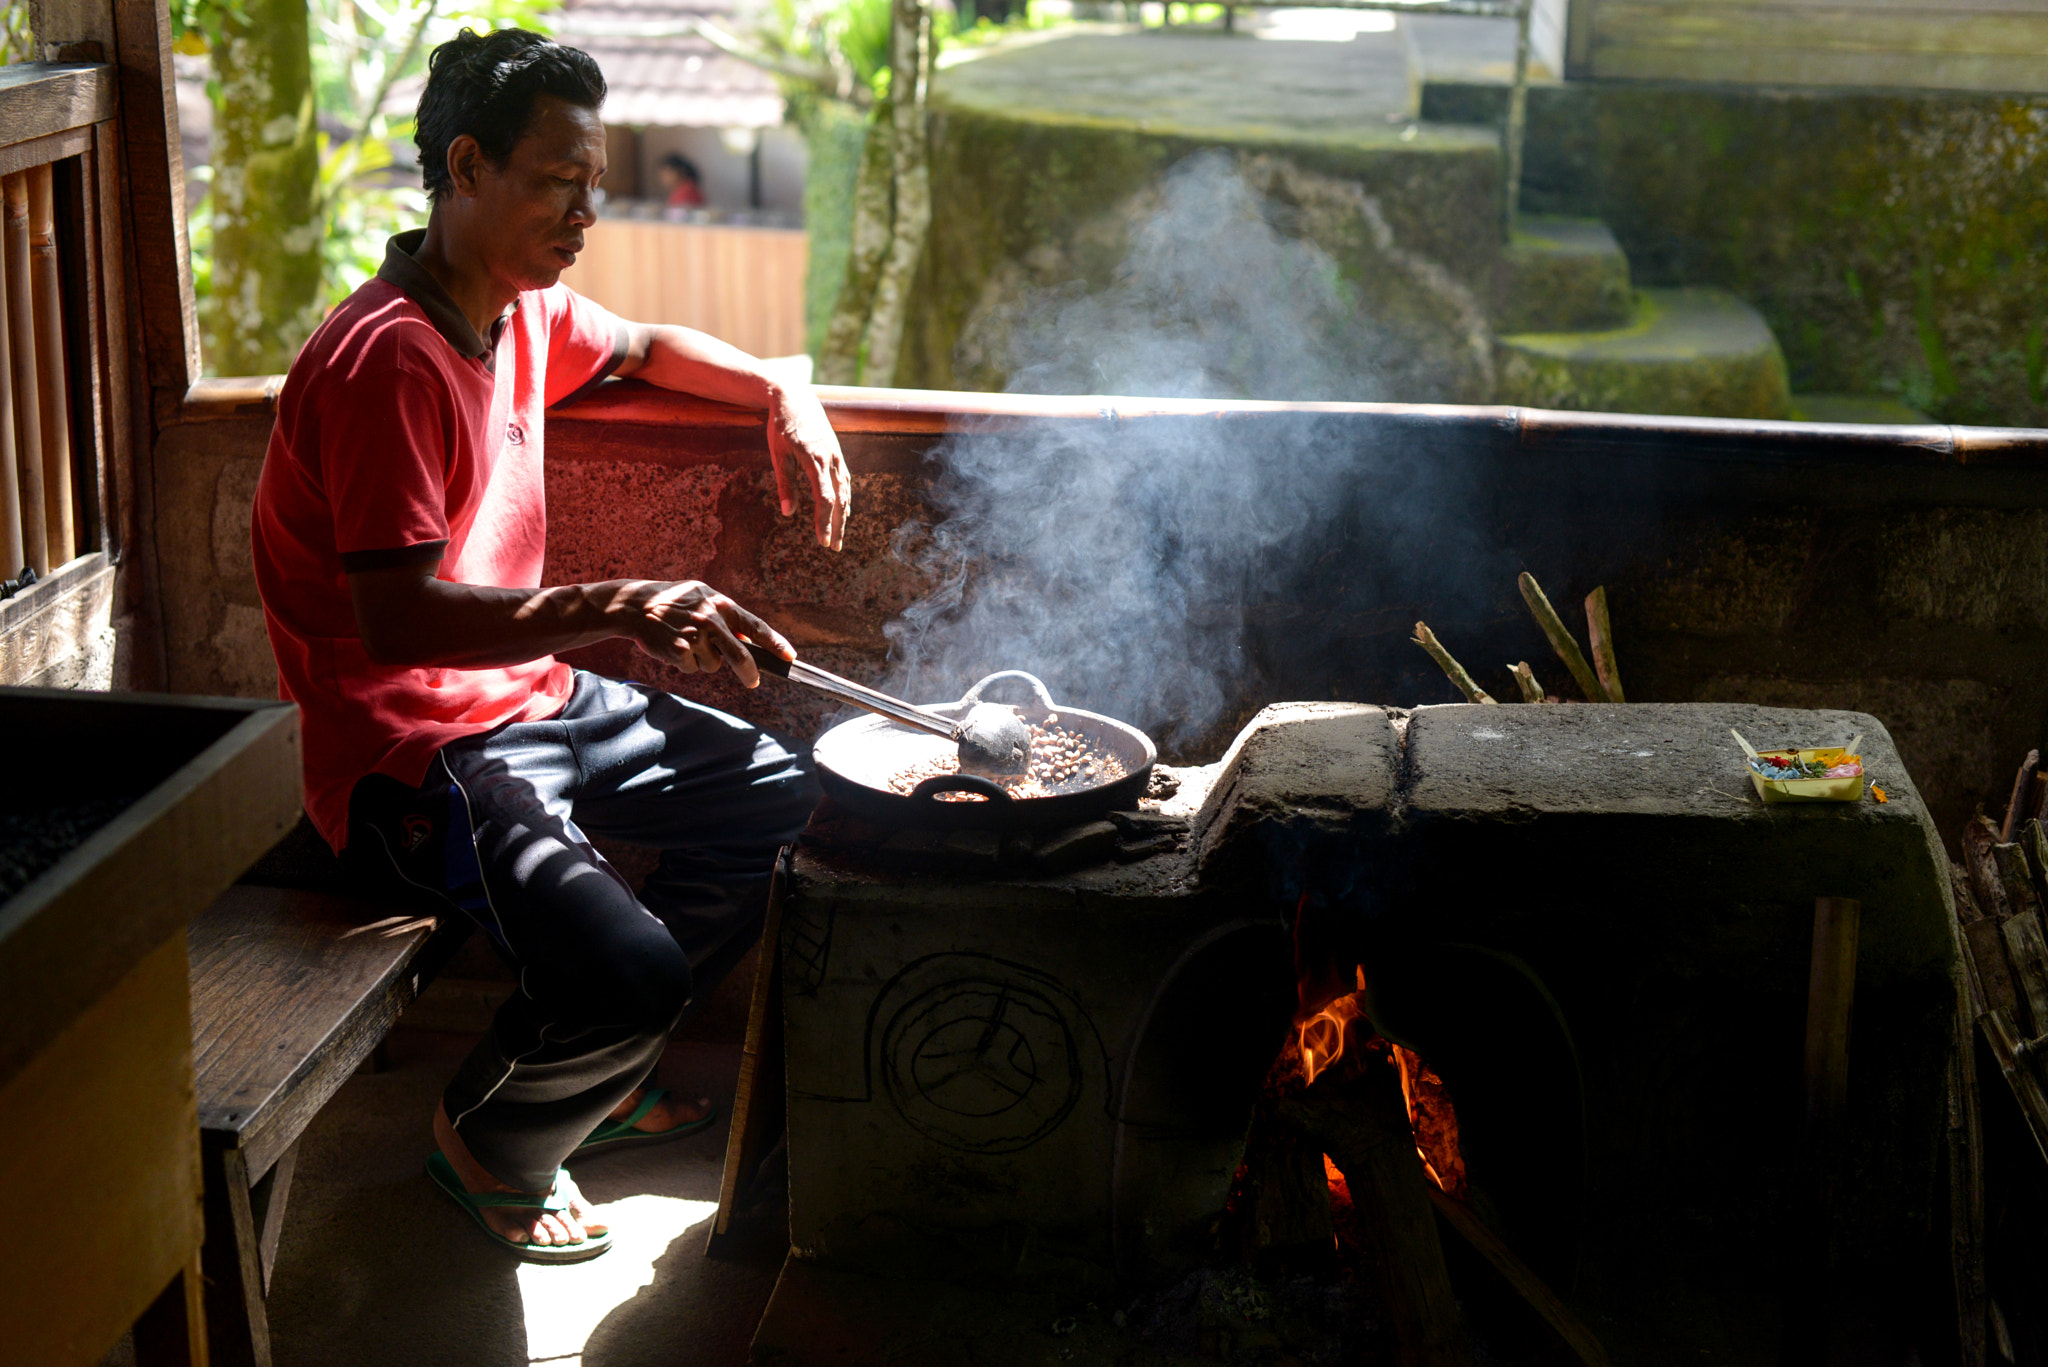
[1429,81,2048,427]
[900,102,1503,397]
[802,104,872,358]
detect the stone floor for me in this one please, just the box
[96,1023,786,1367]
[261,1028,786,1367]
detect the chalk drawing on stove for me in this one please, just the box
[874,955,1099,1154]
[780,894,832,998]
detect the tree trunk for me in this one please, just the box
[855,0,932,387]
[208,0,322,376]
[815,98,896,385]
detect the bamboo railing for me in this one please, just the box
[0,162,81,585]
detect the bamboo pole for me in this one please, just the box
[1518,572,1608,702]
[1510,661,1545,703]
[1412,622,1495,703]
[26,164,72,568]
[2,172,46,577]
[1584,585,1624,703]
[0,183,21,577]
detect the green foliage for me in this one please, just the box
[763,0,1071,128]
[179,0,562,324]
[0,0,34,65]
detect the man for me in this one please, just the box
[252,27,851,1261]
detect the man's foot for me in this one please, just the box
[606,1086,714,1134]
[433,1101,607,1249]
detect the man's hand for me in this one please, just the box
[615,580,794,687]
[768,385,852,553]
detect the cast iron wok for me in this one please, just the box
[811,671,1157,832]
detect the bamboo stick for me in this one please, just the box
[1518,572,1608,702]
[1509,661,1545,704]
[1583,585,1624,703]
[1954,856,2025,1029]
[0,188,21,577]
[1412,622,1495,704]
[26,164,72,568]
[2,172,45,577]
[2001,912,2048,1038]
[2003,750,2041,843]
[1980,1010,2048,1170]
[2028,818,2048,915]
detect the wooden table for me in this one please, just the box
[0,688,300,1365]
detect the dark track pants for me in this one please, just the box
[347,671,818,1191]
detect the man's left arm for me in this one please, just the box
[614,322,851,552]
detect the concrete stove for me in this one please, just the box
[759,701,1959,1363]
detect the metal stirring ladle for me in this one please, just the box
[742,642,1032,775]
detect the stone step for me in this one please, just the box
[1494,286,1791,420]
[1497,214,1633,333]
[1788,392,1932,425]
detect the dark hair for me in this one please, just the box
[416,28,606,204]
[661,153,701,183]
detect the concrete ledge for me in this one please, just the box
[1193,701,1402,887]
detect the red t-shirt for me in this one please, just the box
[253,229,628,851]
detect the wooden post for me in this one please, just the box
[1785,895,1860,1360]
[27,163,74,568]
[1944,1004,1987,1367]
[3,171,47,576]
[707,846,792,1254]
[0,185,22,576]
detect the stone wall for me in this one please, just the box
[155,388,2048,848]
[1426,80,2048,428]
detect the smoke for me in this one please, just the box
[884,152,1480,751]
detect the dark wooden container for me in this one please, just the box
[0,687,299,1367]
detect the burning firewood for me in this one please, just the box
[1270,1028,1471,1367]
[1412,622,1495,705]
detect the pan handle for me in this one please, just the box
[909,774,1015,805]
[959,670,1058,713]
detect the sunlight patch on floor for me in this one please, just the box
[516,1194,719,1364]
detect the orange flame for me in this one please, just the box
[1297,974,1368,1085]
[1393,1044,1468,1200]
[1297,965,1467,1204]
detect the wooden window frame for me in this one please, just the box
[0,0,199,688]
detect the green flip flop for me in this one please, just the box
[426,1152,613,1264]
[572,1086,718,1157]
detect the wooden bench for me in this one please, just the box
[178,877,470,1367]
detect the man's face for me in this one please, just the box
[463,94,607,293]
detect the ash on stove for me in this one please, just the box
[1122,1265,1385,1366]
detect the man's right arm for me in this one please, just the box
[347,563,789,688]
